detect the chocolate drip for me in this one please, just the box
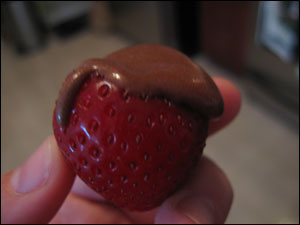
[56,44,224,128]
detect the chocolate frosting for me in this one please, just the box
[56,44,224,128]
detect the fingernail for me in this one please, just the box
[176,196,216,224]
[11,137,52,193]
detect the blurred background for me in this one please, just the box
[1,1,299,223]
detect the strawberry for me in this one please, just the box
[52,45,223,211]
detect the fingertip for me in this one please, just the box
[49,134,75,179]
[213,77,241,104]
[209,77,242,135]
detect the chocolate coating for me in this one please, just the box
[56,44,224,128]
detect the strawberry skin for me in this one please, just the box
[53,73,208,211]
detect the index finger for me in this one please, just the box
[208,77,241,136]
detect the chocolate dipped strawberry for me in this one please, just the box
[52,44,223,211]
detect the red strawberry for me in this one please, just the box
[52,45,223,211]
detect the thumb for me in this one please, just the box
[1,135,75,224]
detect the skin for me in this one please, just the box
[1,77,241,224]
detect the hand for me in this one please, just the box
[1,77,241,224]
